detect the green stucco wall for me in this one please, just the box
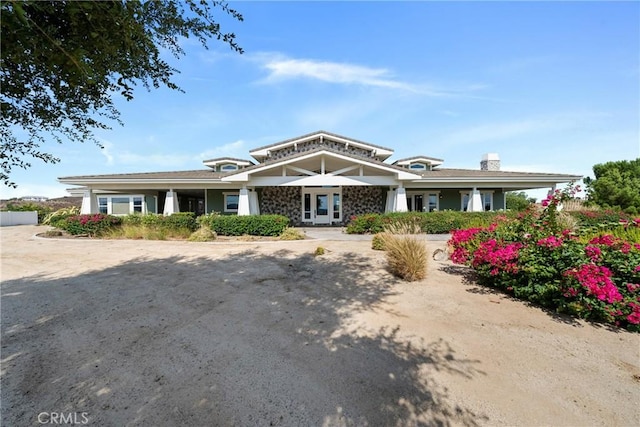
[206,189,226,214]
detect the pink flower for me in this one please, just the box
[589,235,617,247]
[584,245,601,261]
[626,283,640,293]
[450,247,470,264]
[627,302,640,325]
[537,235,563,248]
[541,198,550,207]
[564,264,622,304]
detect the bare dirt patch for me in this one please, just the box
[1,225,639,426]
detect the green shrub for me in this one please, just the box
[346,211,500,234]
[163,212,197,231]
[279,227,305,240]
[383,234,428,281]
[123,213,197,232]
[314,246,326,256]
[200,214,290,236]
[58,214,121,236]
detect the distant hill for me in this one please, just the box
[0,196,82,211]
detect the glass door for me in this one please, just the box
[315,194,330,224]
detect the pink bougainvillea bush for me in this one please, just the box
[59,214,122,236]
[449,185,640,332]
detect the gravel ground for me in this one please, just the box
[1,225,639,426]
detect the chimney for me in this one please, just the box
[481,153,500,171]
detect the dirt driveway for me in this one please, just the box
[1,225,639,426]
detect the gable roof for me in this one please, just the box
[393,155,445,167]
[248,130,395,161]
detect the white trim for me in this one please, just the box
[223,149,420,182]
[96,194,148,215]
[301,187,342,225]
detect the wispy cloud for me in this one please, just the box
[439,112,610,146]
[254,53,485,97]
[98,139,248,169]
[197,139,246,160]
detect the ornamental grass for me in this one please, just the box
[382,234,428,282]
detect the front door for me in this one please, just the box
[314,194,330,224]
[302,188,341,225]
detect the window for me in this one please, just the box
[428,193,438,212]
[409,163,426,170]
[224,193,239,212]
[98,197,108,214]
[112,197,130,215]
[304,194,311,220]
[333,193,340,220]
[461,194,470,212]
[221,164,238,171]
[406,192,438,212]
[482,193,493,211]
[133,197,143,213]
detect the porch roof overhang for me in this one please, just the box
[404,169,582,190]
[58,170,230,191]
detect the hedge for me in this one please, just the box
[122,212,197,232]
[198,214,290,236]
[346,211,502,234]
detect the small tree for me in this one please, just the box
[1,0,244,187]
[584,159,640,213]
[505,191,536,211]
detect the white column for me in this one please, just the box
[80,189,98,214]
[238,187,250,216]
[249,190,260,215]
[163,190,179,215]
[385,190,394,213]
[394,187,408,212]
[467,188,483,212]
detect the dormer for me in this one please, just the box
[393,156,444,171]
[203,157,254,172]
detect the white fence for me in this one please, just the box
[0,211,38,227]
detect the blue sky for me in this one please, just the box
[3,1,639,201]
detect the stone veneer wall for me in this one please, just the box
[260,186,302,225]
[342,186,386,224]
[269,138,374,161]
